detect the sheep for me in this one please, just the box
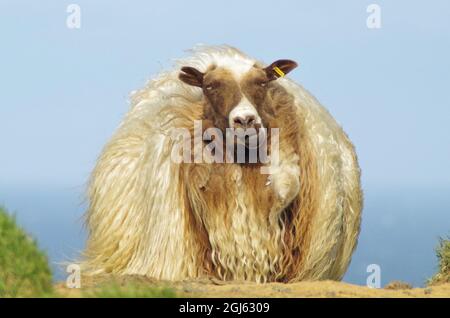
[82,45,363,283]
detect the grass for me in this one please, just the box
[83,281,177,298]
[0,206,53,297]
[428,235,450,285]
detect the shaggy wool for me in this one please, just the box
[82,45,363,283]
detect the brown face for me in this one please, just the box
[179,59,298,134]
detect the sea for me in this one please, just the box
[1,185,449,287]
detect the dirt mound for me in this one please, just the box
[55,276,450,298]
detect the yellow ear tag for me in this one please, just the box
[273,66,285,78]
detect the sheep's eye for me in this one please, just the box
[258,81,268,87]
[205,85,213,90]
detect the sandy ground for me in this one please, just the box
[55,276,450,298]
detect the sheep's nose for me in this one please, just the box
[233,115,256,128]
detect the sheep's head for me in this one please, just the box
[178,59,298,142]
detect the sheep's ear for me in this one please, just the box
[264,59,298,81]
[179,66,204,87]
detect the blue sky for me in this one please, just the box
[1,0,449,189]
[0,1,449,285]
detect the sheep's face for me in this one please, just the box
[179,60,298,138]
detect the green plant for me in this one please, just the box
[0,207,53,297]
[428,235,450,285]
[84,281,177,298]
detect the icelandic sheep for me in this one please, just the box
[83,45,363,282]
